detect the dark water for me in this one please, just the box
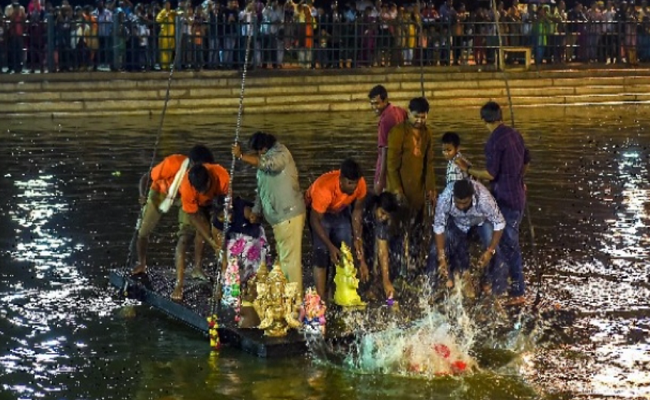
[1,106,649,400]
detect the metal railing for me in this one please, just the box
[1,15,648,74]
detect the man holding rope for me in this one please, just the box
[232,131,306,294]
[455,101,530,306]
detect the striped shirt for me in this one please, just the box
[433,180,505,235]
[485,124,530,211]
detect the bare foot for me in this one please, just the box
[191,269,209,281]
[131,263,147,276]
[445,279,454,289]
[171,285,183,302]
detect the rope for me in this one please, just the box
[490,1,539,307]
[209,16,255,317]
[124,36,181,272]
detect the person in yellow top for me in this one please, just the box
[156,0,176,69]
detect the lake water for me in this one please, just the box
[1,105,649,400]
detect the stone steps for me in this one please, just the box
[1,66,650,117]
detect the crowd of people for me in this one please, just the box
[1,0,650,73]
[130,85,530,308]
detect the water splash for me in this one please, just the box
[313,280,485,378]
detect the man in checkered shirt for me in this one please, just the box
[427,179,507,295]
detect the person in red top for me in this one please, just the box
[173,163,230,301]
[368,84,408,195]
[132,145,214,279]
[306,158,369,301]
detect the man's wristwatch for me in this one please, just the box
[487,248,496,255]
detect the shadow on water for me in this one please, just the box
[0,105,649,399]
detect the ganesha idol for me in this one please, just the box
[253,261,301,337]
[299,288,326,335]
[333,243,366,308]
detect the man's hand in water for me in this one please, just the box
[477,248,495,268]
[328,244,342,265]
[438,256,454,288]
[383,279,395,299]
[358,260,370,282]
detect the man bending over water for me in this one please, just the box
[306,158,370,301]
[428,179,506,295]
[132,145,215,277]
[173,163,230,301]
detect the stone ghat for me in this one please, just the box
[2,65,650,117]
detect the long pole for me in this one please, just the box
[124,16,181,272]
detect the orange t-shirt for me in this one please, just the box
[150,154,187,194]
[179,163,230,214]
[305,170,367,214]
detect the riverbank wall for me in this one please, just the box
[1,65,650,118]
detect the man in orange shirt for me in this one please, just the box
[132,145,214,278]
[173,163,230,301]
[306,158,369,301]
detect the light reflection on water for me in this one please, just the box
[0,106,649,399]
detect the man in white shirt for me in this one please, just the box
[427,179,507,296]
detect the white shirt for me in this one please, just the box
[433,180,506,235]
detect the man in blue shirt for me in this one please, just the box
[456,101,530,305]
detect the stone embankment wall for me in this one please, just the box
[1,66,649,117]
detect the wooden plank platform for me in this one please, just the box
[109,269,307,358]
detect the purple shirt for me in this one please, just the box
[485,124,530,211]
[375,103,408,189]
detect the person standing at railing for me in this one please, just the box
[586,1,603,63]
[360,6,376,67]
[82,6,99,71]
[568,3,587,62]
[260,1,275,68]
[72,6,89,71]
[507,0,522,48]
[92,0,113,70]
[603,0,618,64]
[453,3,468,65]
[623,2,638,65]
[155,0,175,70]
[0,10,6,72]
[56,5,73,72]
[5,0,26,74]
[206,1,219,70]
[473,7,487,66]
[222,0,238,69]
[297,2,314,69]
[532,5,550,65]
[26,0,45,73]
[181,5,194,68]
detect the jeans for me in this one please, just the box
[499,205,524,297]
[426,220,508,295]
[309,208,352,268]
